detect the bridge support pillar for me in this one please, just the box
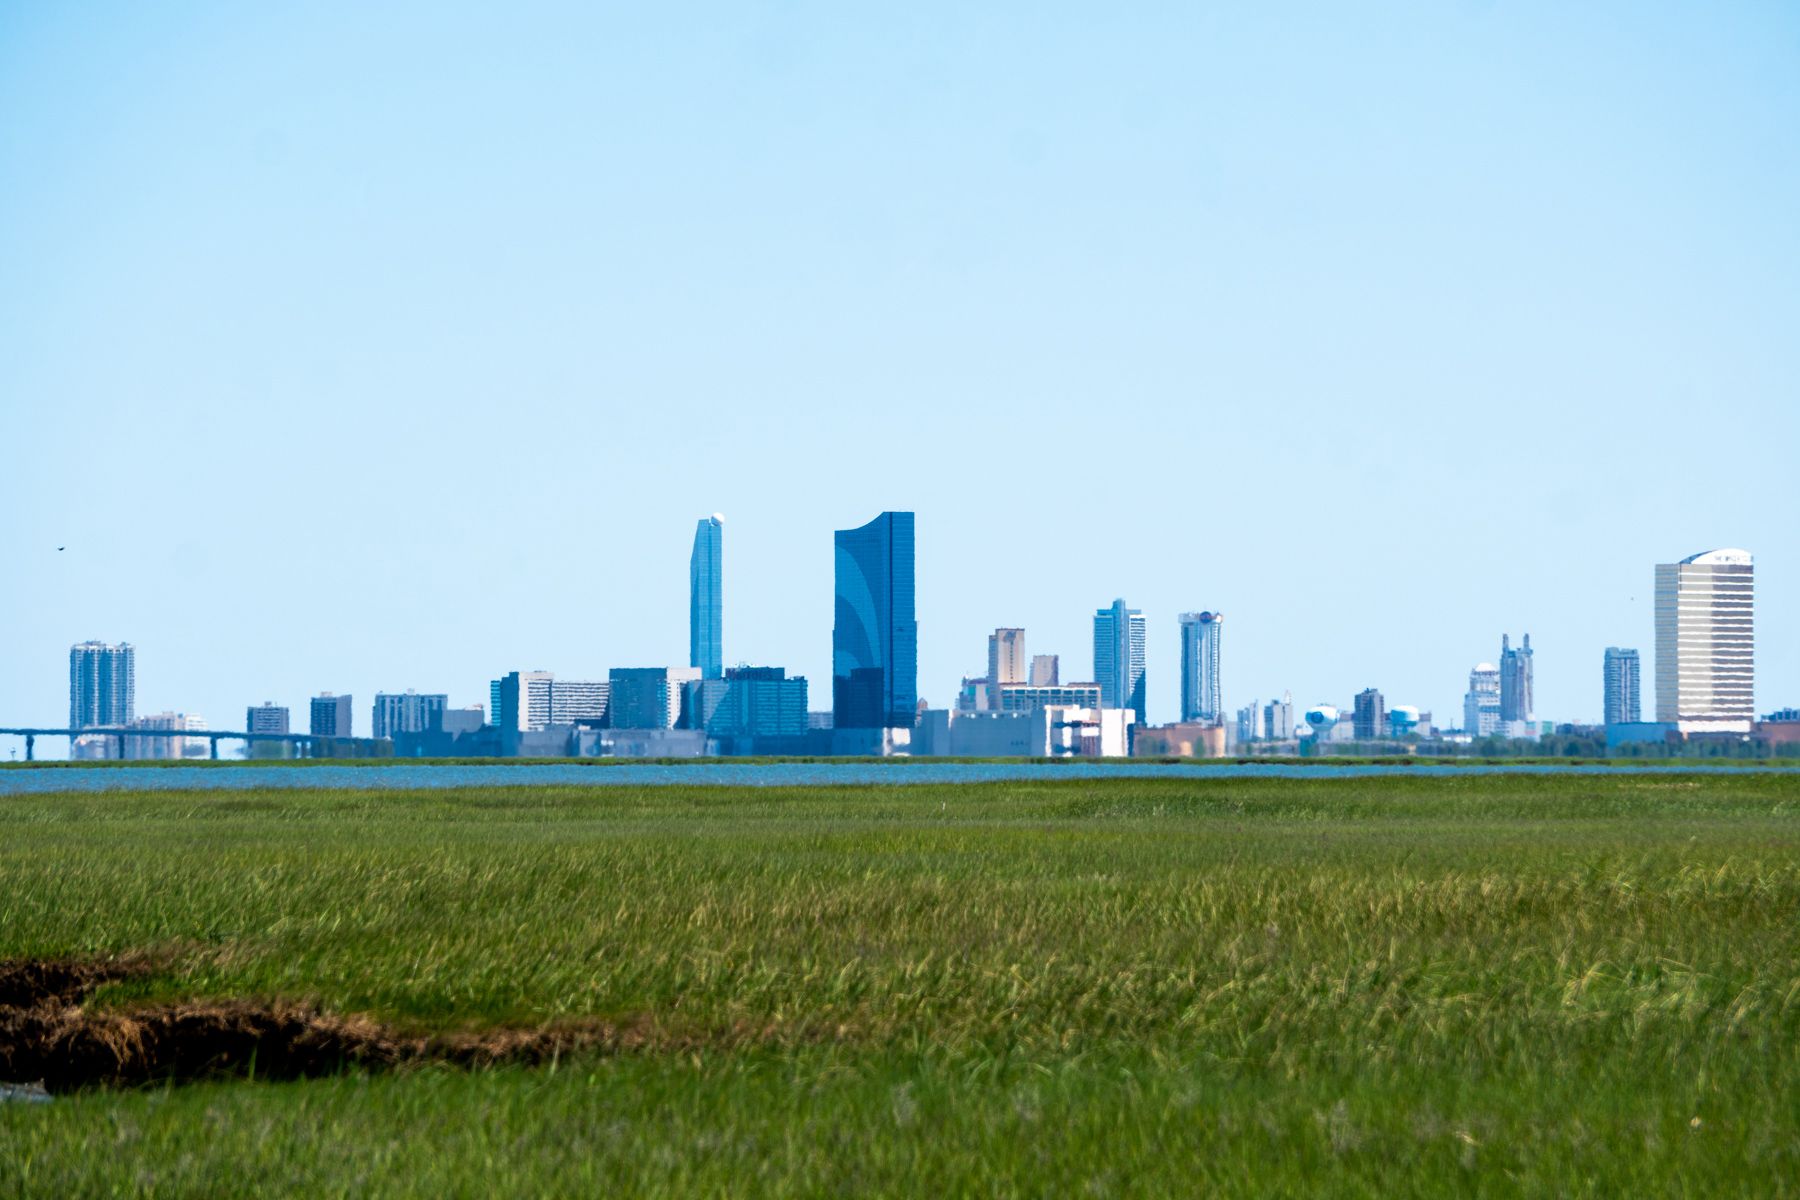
[24,734,33,762]
[210,736,219,761]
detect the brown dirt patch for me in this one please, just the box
[0,955,153,1009]
[0,956,654,1093]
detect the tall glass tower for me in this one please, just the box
[690,515,723,679]
[832,512,917,729]
[1178,611,1223,723]
[1093,599,1146,725]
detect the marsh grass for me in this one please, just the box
[2,774,1797,1195]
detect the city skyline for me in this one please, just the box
[7,533,1791,758]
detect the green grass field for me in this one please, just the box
[3,773,1798,1196]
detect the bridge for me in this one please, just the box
[0,727,388,762]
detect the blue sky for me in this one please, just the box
[2,1,1797,749]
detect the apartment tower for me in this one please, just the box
[1602,647,1641,727]
[1178,611,1223,723]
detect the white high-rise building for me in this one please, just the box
[1463,664,1501,735]
[1178,612,1223,723]
[549,680,609,726]
[1264,693,1295,741]
[1029,655,1060,687]
[1655,549,1754,734]
[69,641,135,729]
[988,629,1027,686]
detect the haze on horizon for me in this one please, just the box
[2,1,1796,751]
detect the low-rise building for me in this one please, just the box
[442,706,486,735]
[993,682,1103,713]
[683,667,808,738]
[1044,707,1133,758]
[916,706,1130,758]
[1132,722,1227,759]
[575,728,712,758]
[917,710,1038,757]
[123,712,209,760]
[609,667,702,729]
[372,691,448,739]
[1754,714,1800,751]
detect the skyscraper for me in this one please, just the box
[1093,599,1146,724]
[310,693,353,738]
[245,703,290,734]
[832,511,918,729]
[1603,647,1641,727]
[690,515,723,680]
[1178,611,1223,723]
[1655,548,1755,733]
[988,629,1026,686]
[1463,665,1500,735]
[1029,655,1060,687]
[69,641,135,729]
[1353,688,1386,740]
[1499,634,1534,724]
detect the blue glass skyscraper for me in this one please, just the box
[690,515,723,679]
[832,511,917,729]
[1093,599,1146,725]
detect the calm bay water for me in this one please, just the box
[1,760,1795,795]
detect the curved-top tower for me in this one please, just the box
[1655,548,1754,733]
[832,512,917,729]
